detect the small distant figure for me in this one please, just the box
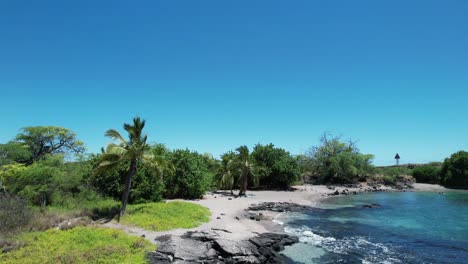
[395,153,401,166]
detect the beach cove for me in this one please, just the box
[103,183,467,263]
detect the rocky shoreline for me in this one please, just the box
[145,183,419,263]
[119,182,449,264]
[147,231,298,263]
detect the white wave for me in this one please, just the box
[283,225,401,263]
[272,213,284,225]
[284,226,336,246]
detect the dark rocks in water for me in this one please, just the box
[247,202,315,213]
[362,203,382,209]
[147,231,299,264]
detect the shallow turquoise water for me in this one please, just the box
[280,191,468,264]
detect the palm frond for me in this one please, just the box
[105,129,128,145]
[105,143,128,156]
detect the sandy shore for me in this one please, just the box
[105,183,449,244]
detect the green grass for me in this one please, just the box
[48,198,120,213]
[0,227,154,264]
[120,201,211,231]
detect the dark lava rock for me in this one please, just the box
[247,202,315,213]
[147,231,299,264]
[362,203,382,209]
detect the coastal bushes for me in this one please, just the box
[0,193,33,236]
[163,149,215,199]
[302,134,375,184]
[412,164,441,184]
[440,151,468,188]
[91,158,164,204]
[252,144,300,189]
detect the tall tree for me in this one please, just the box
[233,146,258,196]
[217,151,237,194]
[15,126,85,163]
[95,117,153,219]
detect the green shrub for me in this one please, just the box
[163,149,213,199]
[412,165,441,184]
[252,143,300,189]
[91,157,164,203]
[382,175,397,185]
[376,166,413,177]
[440,151,468,188]
[0,193,32,236]
[304,134,375,184]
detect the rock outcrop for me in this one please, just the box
[247,202,315,213]
[147,231,298,264]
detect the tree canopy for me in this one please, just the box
[15,126,85,163]
[303,134,375,183]
[440,151,468,188]
[252,143,300,189]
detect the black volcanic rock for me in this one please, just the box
[247,202,315,213]
[147,231,298,264]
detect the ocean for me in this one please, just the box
[278,191,468,264]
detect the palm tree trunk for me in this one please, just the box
[118,159,137,221]
[238,174,247,196]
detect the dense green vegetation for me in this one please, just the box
[301,134,375,183]
[252,144,301,189]
[441,151,468,188]
[163,149,215,199]
[412,163,442,184]
[0,227,153,264]
[120,202,210,231]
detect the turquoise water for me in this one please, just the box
[279,191,468,264]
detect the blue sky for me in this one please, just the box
[0,0,467,165]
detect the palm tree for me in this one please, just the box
[233,146,259,196]
[95,117,153,220]
[217,152,237,195]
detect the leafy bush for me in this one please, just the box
[412,164,441,184]
[163,149,213,199]
[376,166,413,178]
[440,151,468,188]
[303,134,375,184]
[382,175,397,185]
[0,193,33,236]
[0,142,32,165]
[121,201,210,231]
[2,155,65,206]
[91,156,164,203]
[252,143,300,189]
[0,227,153,264]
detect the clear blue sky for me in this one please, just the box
[0,0,467,165]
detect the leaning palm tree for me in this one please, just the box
[233,146,259,196]
[95,117,153,220]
